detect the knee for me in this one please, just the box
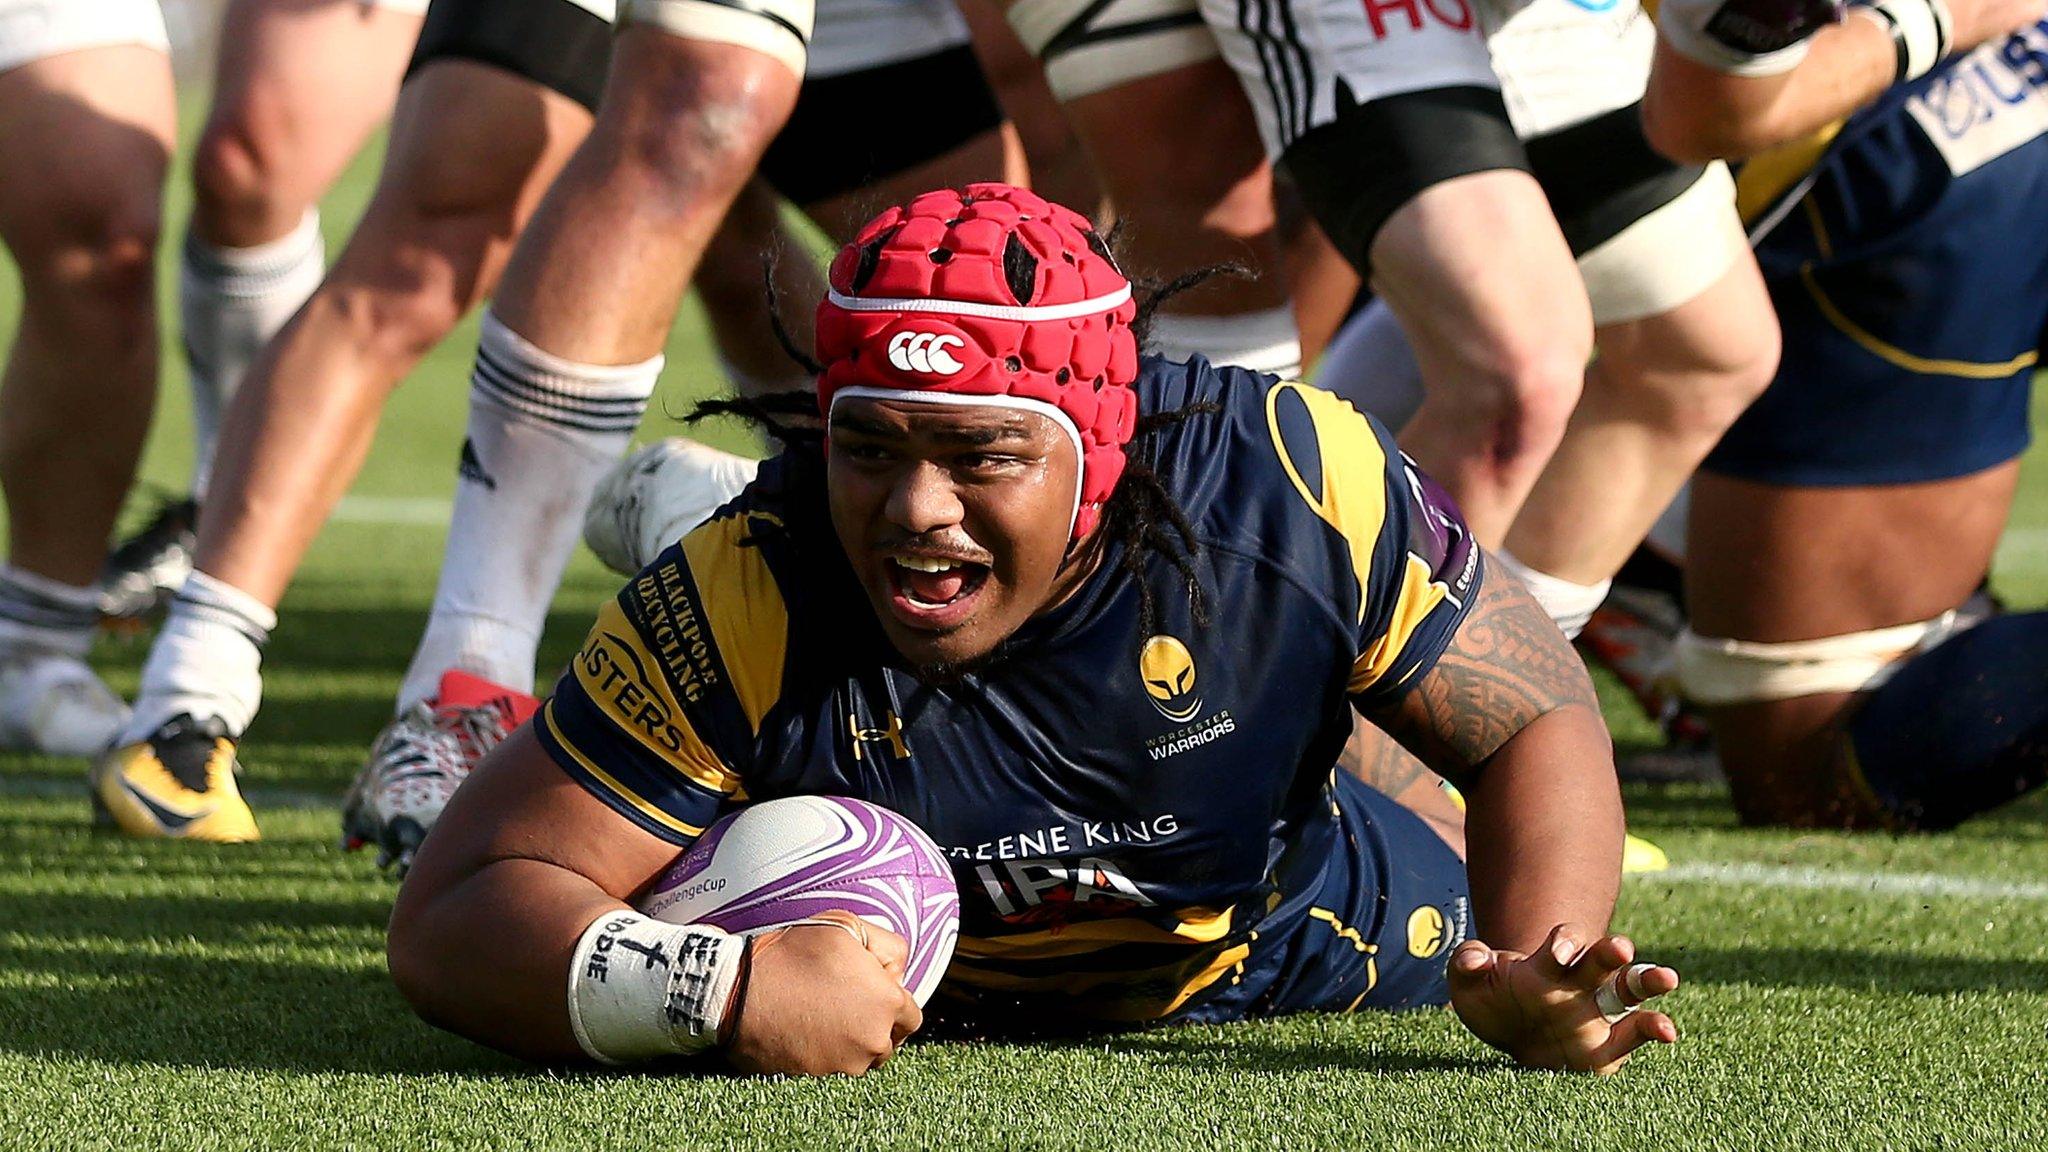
[594,46,798,212]
[1458,334,1589,470]
[312,198,497,369]
[1604,319,1782,440]
[191,103,300,232]
[16,189,162,327]
[325,238,473,368]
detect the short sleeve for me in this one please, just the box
[1258,381,1482,706]
[535,511,790,846]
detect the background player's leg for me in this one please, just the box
[1685,466,2020,827]
[1057,61,1300,375]
[957,0,1099,214]
[1501,252,1780,634]
[695,180,825,401]
[1367,171,1592,546]
[0,43,173,755]
[588,103,1032,574]
[396,23,803,710]
[114,59,595,753]
[181,0,422,499]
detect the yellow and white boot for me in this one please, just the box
[92,714,259,842]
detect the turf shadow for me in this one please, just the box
[1661,944,2048,997]
[0,889,527,1076]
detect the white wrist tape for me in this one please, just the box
[566,910,747,1065]
[1857,0,1953,82]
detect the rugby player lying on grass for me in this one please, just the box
[389,184,1677,1076]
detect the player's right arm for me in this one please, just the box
[1641,0,2046,160]
[388,533,920,1073]
[388,724,918,1073]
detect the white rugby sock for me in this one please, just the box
[1144,304,1303,380]
[122,570,276,742]
[1492,550,1612,641]
[397,311,660,711]
[1314,298,1427,431]
[0,566,100,657]
[180,212,326,498]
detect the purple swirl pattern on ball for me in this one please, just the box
[643,796,960,1005]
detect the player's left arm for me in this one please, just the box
[1285,373,1680,1072]
[1361,563,1622,940]
[1357,553,1682,1075]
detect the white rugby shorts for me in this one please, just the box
[1481,0,1654,137]
[620,0,815,76]
[809,0,969,80]
[1197,0,1499,156]
[1007,0,1220,101]
[0,0,167,77]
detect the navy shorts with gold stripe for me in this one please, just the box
[1247,772,1470,1017]
[1706,38,2048,487]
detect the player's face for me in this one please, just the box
[827,397,1084,675]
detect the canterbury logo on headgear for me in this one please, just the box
[887,331,966,375]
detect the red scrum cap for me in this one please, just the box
[815,183,1140,539]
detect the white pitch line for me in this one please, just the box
[328,495,453,527]
[1641,860,2048,902]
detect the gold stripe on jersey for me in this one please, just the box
[1264,381,1390,626]
[1800,265,2042,379]
[955,907,1234,962]
[1349,552,1452,693]
[540,703,710,840]
[1735,122,1843,226]
[946,938,1255,1021]
[572,598,742,796]
[681,511,789,733]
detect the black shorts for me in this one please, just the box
[1281,86,1530,268]
[758,45,1003,206]
[407,0,614,113]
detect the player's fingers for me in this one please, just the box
[1446,940,1496,996]
[1585,1009,1678,1074]
[863,923,911,975]
[1535,923,1593,982]
[891,988,923,1045]
[1572,934,1637,992]
[1615,962,1680,1008]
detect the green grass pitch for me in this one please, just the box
[2,120,2046,1151]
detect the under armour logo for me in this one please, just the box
[887,331,966,375]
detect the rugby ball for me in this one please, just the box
[639,795,960,1006]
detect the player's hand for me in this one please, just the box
[1447,924,1679,1075]
[726,910,923,1076]
[1945,0,2048,56]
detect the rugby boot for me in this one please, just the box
[91,713,259,842]
[99,494,198,624]
[343,669,539,875]
[1578,582,1713,750]
[0,647,128,757]
[584,438,759,575]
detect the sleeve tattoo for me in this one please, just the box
[1356,559,1602,787]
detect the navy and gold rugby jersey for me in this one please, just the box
[1709,26,2048,485]
[536,355,1482,1024]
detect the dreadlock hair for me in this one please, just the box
[685,251,1251,634]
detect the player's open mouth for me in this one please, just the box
[885,554,992,629]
